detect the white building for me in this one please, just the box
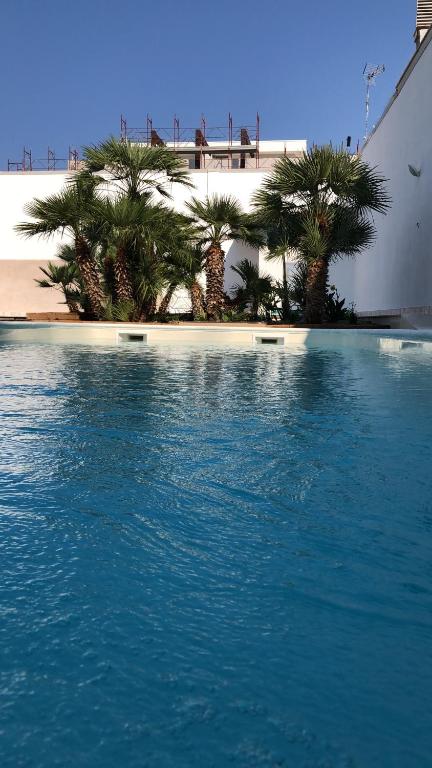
[331,0,432,327]
[0,122,306,318]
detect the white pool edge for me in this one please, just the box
[1,321,432,352]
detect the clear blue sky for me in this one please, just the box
[1,0,415,167]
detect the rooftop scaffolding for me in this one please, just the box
[7,147,82,172]
[4,117,305,173]
[120,113,261,169]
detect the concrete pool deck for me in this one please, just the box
[1,321,432,352]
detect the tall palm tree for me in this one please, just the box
[231,259,273,320]
[16,174,105,317]
[186,194,264,321]
[254,146,390,323]
[82,136,193,200]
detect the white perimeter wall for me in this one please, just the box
[0,172,70,261]
[330,32,432,324]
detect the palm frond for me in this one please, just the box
[254,144,389,272]
[82,136,194,199]
[186,194,264,248]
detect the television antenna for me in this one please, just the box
[363,63,385,141]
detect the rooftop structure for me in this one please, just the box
[5,114,306,174]
[121,114,304,170]
[7,147,82,173]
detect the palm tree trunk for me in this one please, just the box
[114,246,134,302]
[304,257,329,324]
[190,280,205,319]
[158,283,177,315]
[147,297,157,319]
[137,296,157,322]
[75,236,105,317]
[251,298,259,320]
[206,244,225,321]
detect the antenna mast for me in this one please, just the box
[363,63,385,142]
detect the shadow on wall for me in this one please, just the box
[0,260,64,317]
[224,242,259,295]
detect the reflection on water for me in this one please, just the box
[0,342,432,768]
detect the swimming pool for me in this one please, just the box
[1,340,431,767]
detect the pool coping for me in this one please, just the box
[0,320,429,333]
[1,321,432,352]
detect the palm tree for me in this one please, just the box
[254,145,390,323]
[36,245,82,314]
[128,207,192,321]
[82,138,194,317]
[157,282,177,316]
[186,194,264,321]
[157,237,206,319]
[288,260,308,312]
[157,254,185,317]
[231,259,273,320]
[16,174,105,317]
[82,136,193,200]
[155,227,195,317]
[168,241,206,319]
[93,195,164,304]
[181,244,206,320]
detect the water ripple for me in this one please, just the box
[0,341,431,767]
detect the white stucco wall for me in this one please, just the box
[0,172,74,315]
[330,31,432,325]
[0,172,70,261]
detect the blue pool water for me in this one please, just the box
[0,341,431,768]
